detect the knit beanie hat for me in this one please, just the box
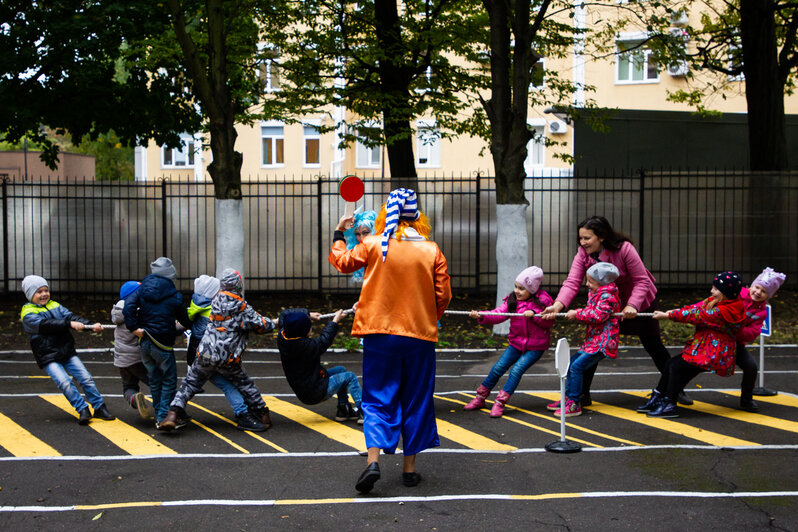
[219,268,243,293]
[150,257,177,280]
[515,266,544,294]
[280,308,312,339]
[194,275,220,299]
[21,275,48,302]
[381,188,421,262]
[586,262,620,286]
[713,271,743,299]
[119,281,141,300]
[752,267,787,297]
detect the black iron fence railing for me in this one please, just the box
[2,170,796,294]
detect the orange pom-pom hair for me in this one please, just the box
[374,204,431,240]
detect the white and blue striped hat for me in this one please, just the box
[381,188,421,261]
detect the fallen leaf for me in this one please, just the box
[92,513,102,521]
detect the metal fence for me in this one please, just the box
[2,170,796,294]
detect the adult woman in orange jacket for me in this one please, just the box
[329,188,451,494]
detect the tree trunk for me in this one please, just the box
[740,0,788,171]
[374,0,418,190]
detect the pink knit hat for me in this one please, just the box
[515,266,544,294]
[752,267,786,297]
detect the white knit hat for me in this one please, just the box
[21,275,48,302]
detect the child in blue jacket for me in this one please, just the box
[21,275,115,425]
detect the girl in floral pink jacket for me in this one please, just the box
[550,262,621,418]
[464,266,554,417]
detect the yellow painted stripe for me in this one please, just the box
[720,391,798,408]
[41,395,176,455]
[186,401,286,453]
[0,412,61,457]
[264,395,366,452]
[76,501,164,510]
[436,395,601,448]
[435,418,517,451]
[530,392,758,447]
[625,392,798,435]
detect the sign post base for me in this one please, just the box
[545,440,582,453]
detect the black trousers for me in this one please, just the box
[119,362,149,402]
[655,356,706,400]
[735,342,759,400]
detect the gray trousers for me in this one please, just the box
[170,360,266,412]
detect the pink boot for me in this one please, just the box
[464,385,491,410]
[490,390,512,418]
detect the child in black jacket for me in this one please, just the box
[278,308,363,423]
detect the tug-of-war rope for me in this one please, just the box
[92,308,652,329]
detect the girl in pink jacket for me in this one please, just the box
[465,266,554,417]
[735,267,786,412]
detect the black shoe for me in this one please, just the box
[77,407,91,425]
[335,404,350,421]
[175,414,191,429]
[582,393,592,407]
[740,397,759,412]
[355,462,381,493]
[236,412,267,432]
[402,472,422,487]
[637,390,663,413]
[353,406,364,425]
[647,398,679,418]
[677,391,694,406]
[93,404,116,421]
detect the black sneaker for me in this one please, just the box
[637,390,663,413]
[353,406,364,425]
[335,404,350,421]
[582,392,592,407]
[236,412,267,432]
[355,462,380,493]
[677,391,694,406]
[77,407,91,425]
[647,398,679,418]
[740,398,759,412]
[402,472,422,487]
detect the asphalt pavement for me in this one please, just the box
[1,344,797,530]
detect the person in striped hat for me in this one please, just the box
[329,188,452,494]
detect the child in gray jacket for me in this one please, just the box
[111,281,154,420]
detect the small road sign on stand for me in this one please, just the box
[545,338,582,453]
[754,304,777,396]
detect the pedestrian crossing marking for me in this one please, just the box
[529,392,759,447]
[41,395,177,455]
[719,391,798,408]
[187,400,286,453]
[436,394,602,448]
[625,391,798,435]
[0,412,61,457]
[435,418,517,451]
[263,395,366,452]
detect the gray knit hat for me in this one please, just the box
[587,262,620,286]
[150,257,177,280]
[194,275,220,299]
[21,275,48,302]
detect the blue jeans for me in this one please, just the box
[209,374,247,416]
[45,356,105,413]
[325,366,362,406]
[140,338,177,422]
[565,350,605,402]
[482,346,545,394]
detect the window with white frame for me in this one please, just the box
[728,42,744,82]
[530,58,545,90]
[355,127,381,168]
[261,124,284,166]
[416,120,441,168]
[523,124,546,175]
[258,45,281,92]
[303,124,321,167]
[161,133,196,168]
[616,37,659,83]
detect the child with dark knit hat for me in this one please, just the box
[551,262,621,418]
[111,280,154,420]
[278,308,363,423]
[21,275,115,425]
[639,271,746,418]
[735,267,787,412]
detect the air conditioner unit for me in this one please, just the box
[548,120,568,134]
[669,10,689,27]
[667,61,689,77]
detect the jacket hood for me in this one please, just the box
[191,292,213,307]
[212,289,245,315]
[139,274,178,303]
[713,297,746,324]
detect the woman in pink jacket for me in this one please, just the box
[541,216,689,405]
[464,266,554,417]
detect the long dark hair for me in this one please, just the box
[577,216,633,251]
[506,288,543,313]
